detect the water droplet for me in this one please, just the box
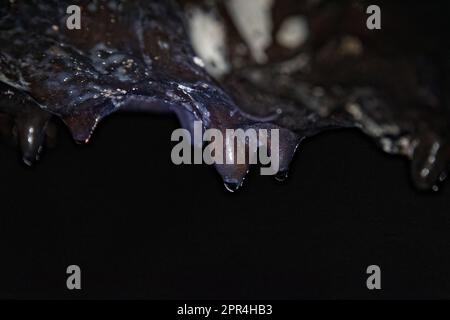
[275,171,289,182]
[224,181,243,193]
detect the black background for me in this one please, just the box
[0,113,449,300]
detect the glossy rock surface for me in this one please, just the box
[0,0,449,190]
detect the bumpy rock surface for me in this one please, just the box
[1,0,449,191]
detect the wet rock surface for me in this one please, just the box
[1,0,449,190]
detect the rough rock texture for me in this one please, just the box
[0,0,449,191]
